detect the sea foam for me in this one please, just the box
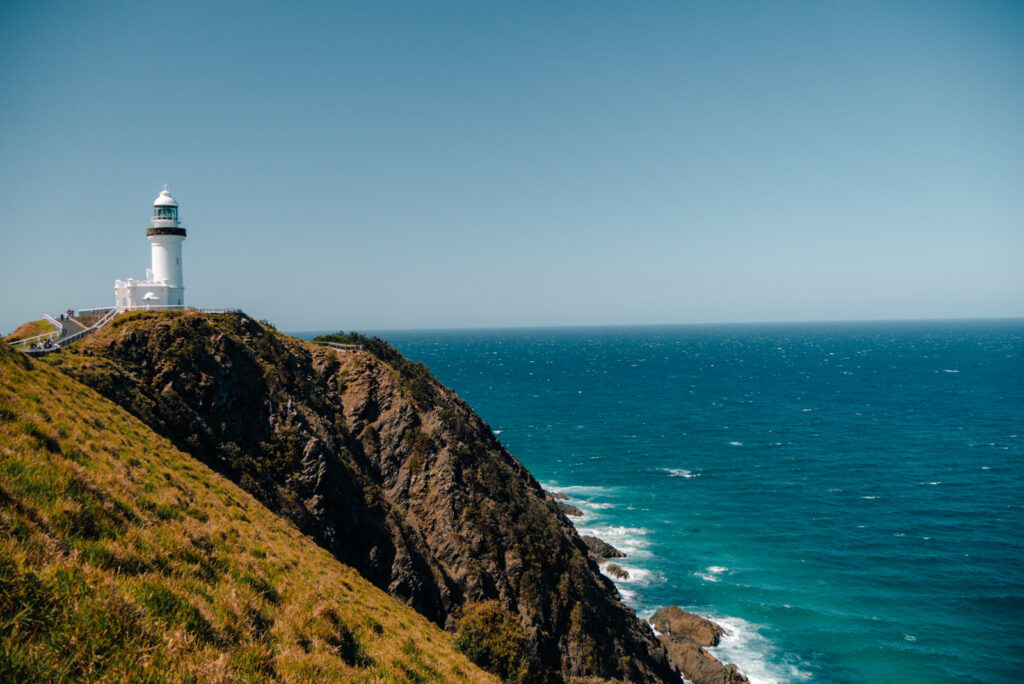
[697,565,729,583]
[706,614,811,684]
[662,468,700,478]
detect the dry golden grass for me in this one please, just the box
[4,319,56,342]
[0,343,496,683]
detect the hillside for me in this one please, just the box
[0,340,495,682]
[4,319,55,342]
[41,311,675,682]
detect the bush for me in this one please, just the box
[453,600,533,683]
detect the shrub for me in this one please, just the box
[453,600,532,683]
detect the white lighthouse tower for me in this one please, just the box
[114,187,187,309]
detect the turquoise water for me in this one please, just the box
[300,320,1024,682]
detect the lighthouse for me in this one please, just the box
[114,187,188,309]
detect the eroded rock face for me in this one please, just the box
[649,606,749,684]
[582,535,626,560]
[53,312,676,683]
[657,637,749,684]
[650,605,724,647]
[555,501,583,517]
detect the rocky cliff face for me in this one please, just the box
[46,311,674,682]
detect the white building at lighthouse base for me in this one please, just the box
[114,270,184,309]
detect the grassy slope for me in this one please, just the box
[0,343,495,683]
[5,319,56,343]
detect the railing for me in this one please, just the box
[42,314,64,336]
[21,307,120,353]
[7,329,59,348]
[116,304,242,314]
[14,306,244,355]
[315,341,365,352]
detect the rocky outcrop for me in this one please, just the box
[582,535,626,560]
[545,490,570,501]
[555,502,583,517]
[650,606,749,684]
[651,605,724,647]
[604,563,629,580]
[49,312,676,683]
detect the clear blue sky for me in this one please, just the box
[2,1,1021,333]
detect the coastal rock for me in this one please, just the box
[651,605,724,647]
[556,501,584,517]
[582,534,626,559]
[650,606,748,684]
[605,563,629,580]
[546,490,570,500]
[657,635,750,684]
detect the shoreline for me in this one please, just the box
[546,483,777,684]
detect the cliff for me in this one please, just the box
[42,311,674,682]
[0,337,494,682]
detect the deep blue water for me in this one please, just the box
[299,320,1024,683]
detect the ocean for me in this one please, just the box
[298,320,1024,683]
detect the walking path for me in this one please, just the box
[11,306,242,355]
[11,309,118,355]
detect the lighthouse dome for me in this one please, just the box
[153,189,178,207]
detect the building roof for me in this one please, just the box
[153,189,178,207]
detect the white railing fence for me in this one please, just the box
[114,304,243,314]
[42,314,64,336]
[7,329,59,348]
[314,341,366,352]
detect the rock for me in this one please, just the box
[555,501,583,516]
[605,563,629,579]
[582,535,626,559]
[545,490,570,500]
[657,635,749,684]
[650,605,724,647]
[650,606,748,684]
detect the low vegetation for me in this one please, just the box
[454,601,546,684]
[0,342,494,682]
[4,319,56,344]
[314,331,437,406]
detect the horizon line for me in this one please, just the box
[286,315,1024,336]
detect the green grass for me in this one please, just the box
[0,342,495,683]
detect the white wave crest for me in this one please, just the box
[662,468,700,478]
[706,614,811,684]
[696,565,727,582]
[542,481,616,497]
[576,524,653,559]
[600,563,657,586]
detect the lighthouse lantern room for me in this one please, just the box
[114,187,187,310]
